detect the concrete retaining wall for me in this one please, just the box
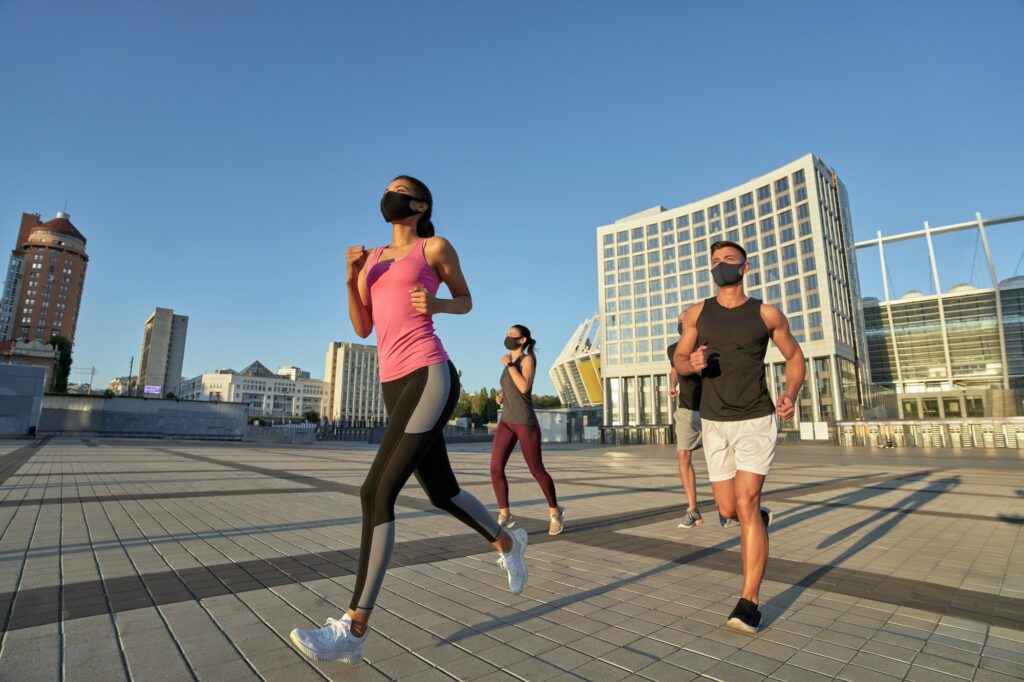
[39,395,247,440]
[0,364,46,436]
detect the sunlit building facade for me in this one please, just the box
[596,154,869,432]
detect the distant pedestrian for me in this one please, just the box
[490,325,565,535]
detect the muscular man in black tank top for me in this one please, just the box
[673,240,805,635]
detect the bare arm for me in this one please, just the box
[506,354,535,395]
[672,302,707,376]
[346,246,372,338]
[761,304,806,420]
[411,237,473,315]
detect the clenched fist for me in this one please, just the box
[346,245,369,284]
[776,395,795,422]
[410,286,441,314]
[689,344,709,373]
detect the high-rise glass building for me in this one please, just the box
[596,154,868,432]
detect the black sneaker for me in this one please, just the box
[760,506,773,529]
[726,598,762,635]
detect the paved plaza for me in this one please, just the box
[0,437,1021,681]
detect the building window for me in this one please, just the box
[762,234,776,249]
[775,177,789,193]
[759,201,773,216]
[799,221,812,236]
[793,169,805,185]
[708,205,721,219]
[677,215,689,228]
[757,185,771,201]
[778,210,793,226]
[661,220,673,232]
[692,210,705,223]
[776,194,791,210]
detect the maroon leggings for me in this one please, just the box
[490,421,558,509]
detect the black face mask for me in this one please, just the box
[504,336,522,351]
[380,191,423,223]
[712,262,744,287]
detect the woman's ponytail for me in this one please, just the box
[512,324,536,356]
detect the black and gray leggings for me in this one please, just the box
[350,360,501,614]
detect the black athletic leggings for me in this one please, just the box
[349,360,501,614]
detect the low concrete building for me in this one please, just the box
[0,339,59,390]
[178,361,326,419]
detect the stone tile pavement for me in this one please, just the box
[0,437,1021,680]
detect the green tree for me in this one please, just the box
[47,335,72,393]
[303,410,320,423]
[452,391,473,420]
[532,395,562,409]
[164,391,178,400]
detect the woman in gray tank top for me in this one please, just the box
[490,325,565,535]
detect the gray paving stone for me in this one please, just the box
[5,441,1024,682]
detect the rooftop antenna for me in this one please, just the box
[63,199,69,213]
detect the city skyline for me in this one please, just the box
[2,2,1021,396]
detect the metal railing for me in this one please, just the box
[835,419,1024,449]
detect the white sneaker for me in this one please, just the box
[548,506,566,536]
[289,614,366,663]
[497,527,528,594]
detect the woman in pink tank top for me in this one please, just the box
[289,176,529,664]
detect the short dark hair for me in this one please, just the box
[710,240,747,261]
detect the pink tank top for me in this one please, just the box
[365,239,449,382]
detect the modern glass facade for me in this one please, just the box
[596,154,868,431]
[856,208,1024,419]
[863,277,1024,417]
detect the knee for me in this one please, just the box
[489,459,505,478]
[677,451,692,465]
[735,492,761,518]
[359,477,376,508]
[426,489,454,512]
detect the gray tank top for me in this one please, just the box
[499,355,537,425]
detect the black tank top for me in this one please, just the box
[500,355,537,425]
[695,297,774,422]
[667,341,701,411]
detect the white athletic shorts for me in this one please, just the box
[701,414,779,482]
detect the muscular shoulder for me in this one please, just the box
[682,300,705,325]
[759,302,786,330]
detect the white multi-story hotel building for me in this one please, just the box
[324,341,386,425]
[178,361,326,418]
[597,153,869,434]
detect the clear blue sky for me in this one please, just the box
[2,1,1022,395]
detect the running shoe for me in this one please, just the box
[497,527,528,594]
[548,506,566,536]
[679,509,703,529]
[726,597,762,635]
[718,512,736,527]
[497,512,516,530]
[289,613,366,663]
[761,506,773,529]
